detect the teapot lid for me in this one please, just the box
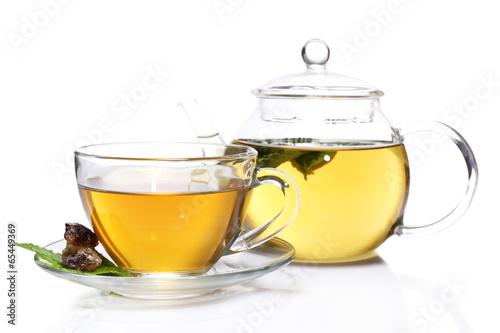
[252,39,384,99]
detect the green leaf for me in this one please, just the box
[16,243,62,265]
[290,151,337,180]
[252,138,338,180]
[257,149,304,169]
[16,242,131,277]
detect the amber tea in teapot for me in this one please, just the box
[235,138,409,262]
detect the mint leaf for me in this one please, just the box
[251,138,338,180]
[290,151,337,180]
[16,243,62,266]
[36,260,132,277]
[257,149,304,169]
[16,242,131,277]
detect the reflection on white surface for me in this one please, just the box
[54,256,471,333]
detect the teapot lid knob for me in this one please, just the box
[301,39,330,69]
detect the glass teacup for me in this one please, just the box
[74,142,300,275]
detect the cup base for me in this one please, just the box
[127,267,212,278]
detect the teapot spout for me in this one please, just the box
[178,100,225,144]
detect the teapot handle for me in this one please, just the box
[394,121,478,237]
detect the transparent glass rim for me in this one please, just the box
[251,88,384,99]
[74,142,258,162]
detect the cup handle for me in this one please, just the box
[229,168,301,252]
[394,121,478,237]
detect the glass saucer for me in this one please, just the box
[34,238,295,299]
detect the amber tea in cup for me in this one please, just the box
[75,142,299,275]
[79,186,250,273]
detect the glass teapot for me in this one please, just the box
[232,39,478,263]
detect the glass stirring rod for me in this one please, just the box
[178,100,226,144]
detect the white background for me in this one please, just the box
[1,0,499,332]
